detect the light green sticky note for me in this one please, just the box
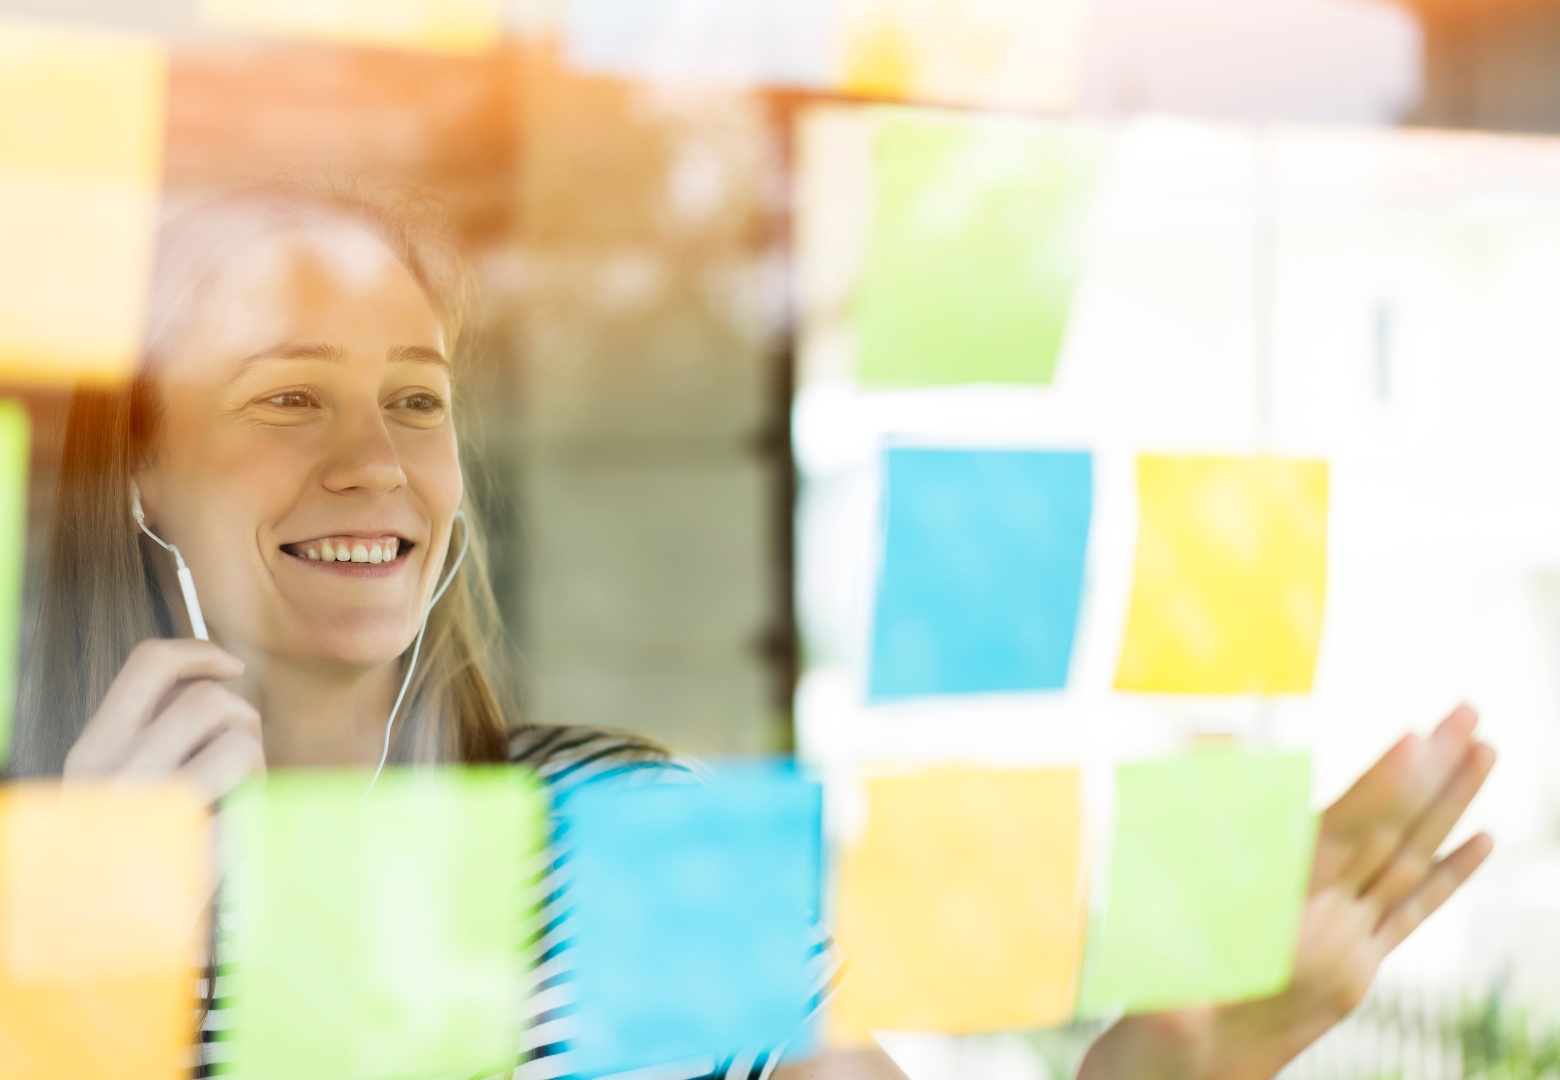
[227,768,546,1080]
[0,400,28,764]
[855,111,1106,388]
[1082,750,1317,1016]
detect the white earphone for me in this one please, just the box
[365,508,468,794]
[131,481,210,641]
[129,482,468,794]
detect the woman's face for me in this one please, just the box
[134,224,462,673]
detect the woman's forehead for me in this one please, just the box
[164,224,444,382]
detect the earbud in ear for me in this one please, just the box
[128,480,210,642]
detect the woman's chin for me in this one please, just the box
[272,619,422,672]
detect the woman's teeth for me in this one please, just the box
[301,538,400,564]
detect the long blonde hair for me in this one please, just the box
[12,181,512,775]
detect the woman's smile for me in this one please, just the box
[280,533,414,576]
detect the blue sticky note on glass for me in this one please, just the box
[869,447,1093,700]
[560,762,823,1076]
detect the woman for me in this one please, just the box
[13,182,1495,1080]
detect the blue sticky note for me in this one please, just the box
[869,448,1093,700]
[560,762,823,1076]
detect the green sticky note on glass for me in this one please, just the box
[0,400,28,764]
[855,111,1106,388]
[1082,750,1316,1016]
[226,768,545,1080]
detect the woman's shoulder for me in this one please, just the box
[505,724,696,799]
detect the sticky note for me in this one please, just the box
[561,763,823,1075]
[0,401,27,763]
[0,783,207,1080]
[0,19,166,387]
[563,0,831,86]
[836,0,1090,112]
[1114,456,1329,695]
[226,769,545,1080]
[197,0,503,54]
[855,111,1106,388]
[1082,751,1316,1015]
[831,767,1086,1041]
[869,448,1092,700]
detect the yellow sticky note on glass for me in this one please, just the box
[1114,456,1329,695]
[0,783,207,1080]
[0,401,27,763]
[0,19,166,387]
[830,767,1086,1041]
[197,0,504,54]
[837,0,1090,112]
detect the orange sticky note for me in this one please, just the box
[0,783,207,1079]
[0,18,166,387]
[1114,455,1329,695]
[197,0,504,55]
[830,767,1086,1040]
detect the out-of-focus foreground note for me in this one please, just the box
[0,783,207,1080]
[1114,455,1330,694]
[831,767,1087,1040]
[0,401,27,763]
[869,447,1093,700]
[197,0,504,54]
[561,763,824,1077]
[0,19,165,387]
[836,0,1091,111]
[226,768,545,1080]
[856,110,1106,388]
[562,0,832,86]
[1082,750,1317,1015]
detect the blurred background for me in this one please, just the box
[9,0,1560,1076]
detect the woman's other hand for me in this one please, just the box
[63,638,266,805]
[1078,704,1496,1080]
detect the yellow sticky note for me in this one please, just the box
[830,767,1086,1041]
[1114,456,1329,695]
[836,0,1090,112]
[0,783,207,1079]
[197,0,504,55]
[0,19,166,388]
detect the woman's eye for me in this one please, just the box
[395,392,443,412]
[264,391,315,409]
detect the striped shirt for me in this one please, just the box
[194,727,840,1079]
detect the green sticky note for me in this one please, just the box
[0,400,28,764]
[227,768,546,1080]
[855,111,1106,388]
[1082,750,1316,1016]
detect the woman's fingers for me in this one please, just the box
[1361,741,1496,916]
[178,725,267,806]
[1316,705,1480,893]
[65,639,244,776]
[1376,832,1494,953]
[117,679,263,778]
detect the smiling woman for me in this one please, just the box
[12,182,514,780]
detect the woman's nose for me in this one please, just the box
[320,403,406,496]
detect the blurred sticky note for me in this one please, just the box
[0,19,165,387]
[561,763,823,1075]
[0,783,207,1079]
[0,401,27,763]
[1082,751,1316,1015]
[836,0,1091,111]
[563,0,831,86]
[855,111,1105,387]
[227,768,545,1080]
[831,767,1086,1040]
[870,447,1092,700]
[1114,456,1329,695]
[197,0,503,54]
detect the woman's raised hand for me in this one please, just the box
[63,638,266,805]
[1078,705,1496,1080]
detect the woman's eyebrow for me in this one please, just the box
[225,342,347,385]
[386,344,450,369]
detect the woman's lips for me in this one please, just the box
[280,535,410,566]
